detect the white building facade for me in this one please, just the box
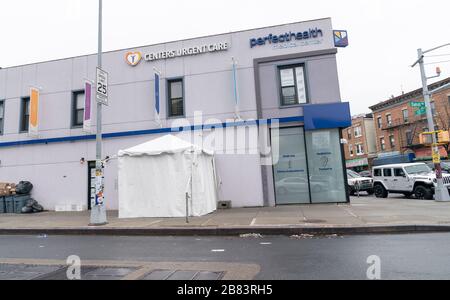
[0,18,352,211]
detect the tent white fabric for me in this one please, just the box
[118,134,218,218]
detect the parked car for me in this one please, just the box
[373,163,450,200]
[358,170,372,178]
[347,170,374,196]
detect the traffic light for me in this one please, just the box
[438,131,450,144]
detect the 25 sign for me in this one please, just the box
[96,67,109,106]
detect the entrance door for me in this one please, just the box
[272,127,311,204]
[87,161,96,210]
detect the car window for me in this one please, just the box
[383,169,393,177]
[347,170,360,178]
[394,168,405,177]
[374,169,382,177]
[405,164,431,175]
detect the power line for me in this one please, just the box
[424,59,450,65]
[426,53,450,58]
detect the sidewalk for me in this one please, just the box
[1,196,450,236]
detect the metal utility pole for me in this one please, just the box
[90,0,108,225]
[413,44,450,202]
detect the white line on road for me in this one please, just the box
[250,218,257,226]
[211,249,226,252]
[260,242,272,245]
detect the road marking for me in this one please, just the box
[211,249,225,252]
[260,242,272,245]
[250,218,257,226]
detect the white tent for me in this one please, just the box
[118,134,218,218]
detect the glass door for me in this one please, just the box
[272,127,311,204]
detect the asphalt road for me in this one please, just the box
[1,233,450,280]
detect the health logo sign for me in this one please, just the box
[125,51,142,66]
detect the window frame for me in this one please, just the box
[377,117,383,129]
[402,109,409,123]
[386,114,393,127]
[380,137,386,151]
[278,64,309,107]
[356,143,365,156]
[389,135,396,148]
[71,90,85,128]
[167,77,185,118]
[354,126,362,138]
[383,168,393,177]
[0,100,4,136]
[19,97,30,133]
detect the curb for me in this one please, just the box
[1,225,450,236]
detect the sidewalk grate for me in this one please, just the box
[142,269,224,280]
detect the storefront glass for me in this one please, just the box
[272,127,310,204]
[305,129,347,203]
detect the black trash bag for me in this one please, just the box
[26,199,38,208]
[16,181,33,195]
[32,203,44,213]
[21,206,33,214]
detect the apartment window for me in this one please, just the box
[402,109,409,123]
[354,126,362,138]
[347,129,352,140]
[279,65,307,106]
[406,131,413,146]
[349,144,354,157]
[72,91,85,127]
[389,135,396,148]
[386,114,393,127]
[167,78,184,117]
[380,137,386,151]
[0,100,4,135]
[377,117,382,129]
[20,97,30,133]
[356,144,365,156]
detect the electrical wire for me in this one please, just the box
[424,59,450,65]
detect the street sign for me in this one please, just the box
[415,108,427,116]
[410,102,425,108]
[96,67,108,105]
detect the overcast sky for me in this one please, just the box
[1,0,450,115]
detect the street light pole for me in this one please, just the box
[90,0,108,225]
[414,47,450,202]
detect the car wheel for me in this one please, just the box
[374,184,388,198]
[414,186,433,200]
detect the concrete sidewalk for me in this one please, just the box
[1,196,450,236]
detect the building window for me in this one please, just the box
[347,129,352,140]
[402,109,409,123]
[377,117,382,129]
[168,78,184,117]
[279,65,307,106]
[406,131,413,146]
[386,114,393,127]
[380,137,386,151]
[356,144,365,156]
[0,100,4,135]
[389,135,396,148]
[349,144,354,157]
[72,91,85,127]
[20,97,30,133]
[354,126,362,138]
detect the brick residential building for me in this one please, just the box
[342,113,377,172]
[369,77,450,160]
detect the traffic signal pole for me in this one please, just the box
[414,47,450,202]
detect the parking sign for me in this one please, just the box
[96,67,108,105]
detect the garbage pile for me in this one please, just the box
[0,181,44,214]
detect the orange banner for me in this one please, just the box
[29,87,39,136]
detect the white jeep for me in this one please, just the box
[372,163,450,200]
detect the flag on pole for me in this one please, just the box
[29,87,39,137]
[154,68,162,127]
[83,80,93,133]
[232,57,241,120]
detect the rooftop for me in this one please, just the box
[369,77,450,112]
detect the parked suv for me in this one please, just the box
[347,170,374,196]
[372,163,450,200]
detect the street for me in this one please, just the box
[1,233,450,280]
